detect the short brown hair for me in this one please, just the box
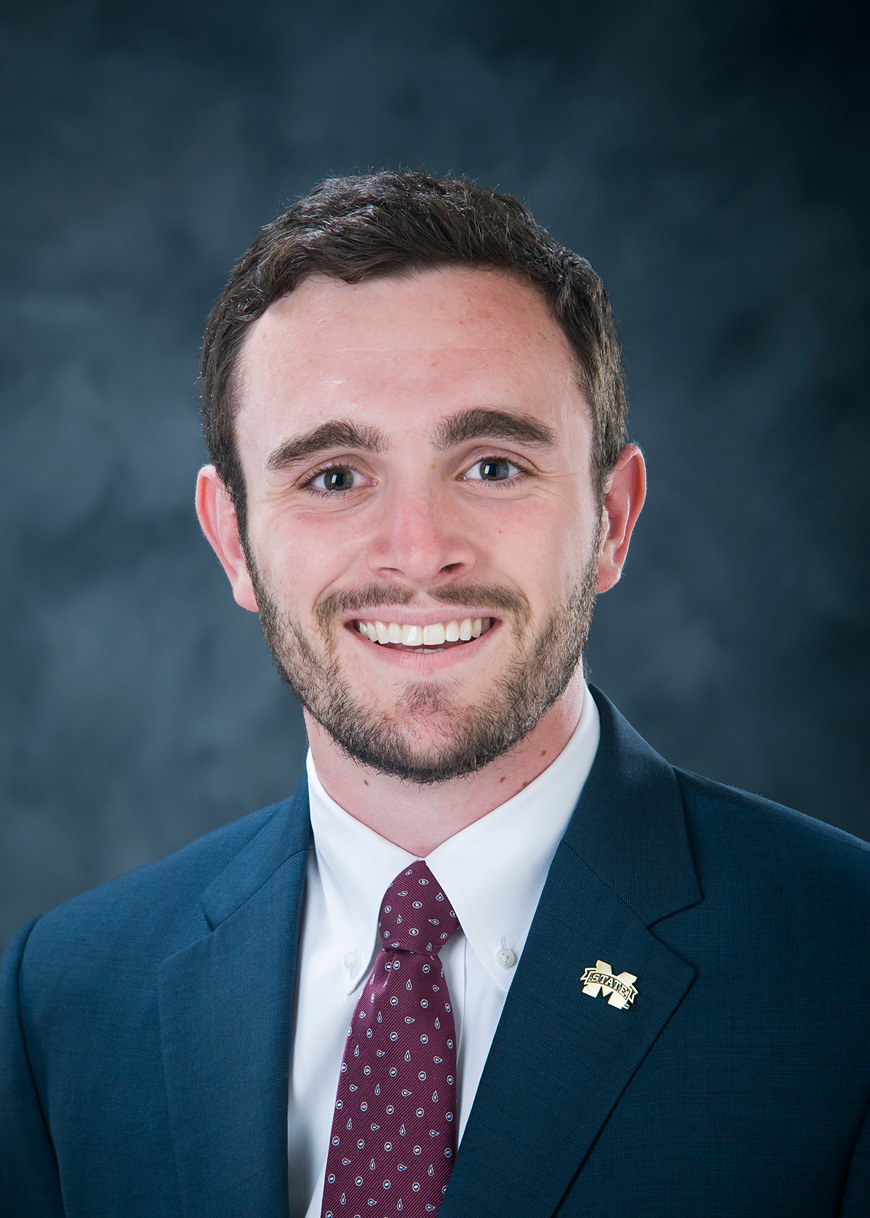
[200,170,627,535]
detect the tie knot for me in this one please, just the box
[377,860,459,955]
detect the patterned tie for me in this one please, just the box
[321,861,461,1218]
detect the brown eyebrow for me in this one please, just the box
[265,420,387,471]
[431,407,557,451]
[265,407,556,472]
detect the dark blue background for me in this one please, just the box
[2,0,868,951]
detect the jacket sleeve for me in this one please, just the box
[0,920,66,1217]
[840,1094,870,1215]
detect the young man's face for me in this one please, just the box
[199,266,637,782]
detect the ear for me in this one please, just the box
[195,465,259,612]
[596,444,646,593]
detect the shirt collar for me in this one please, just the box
[307,682,600,994]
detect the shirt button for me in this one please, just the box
[496,948,517,970]
[344,952,360,971]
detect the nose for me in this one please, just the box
[365,478,476,588]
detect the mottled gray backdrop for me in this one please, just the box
[2,0,868,951]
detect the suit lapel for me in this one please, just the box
[441,690,702,1218]
[158,782,311,1218]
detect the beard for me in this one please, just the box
[247,553,599,786]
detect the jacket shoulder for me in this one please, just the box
[15,788,309,971]
[674,765,870,898]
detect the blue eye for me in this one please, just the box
[465,458,519,482]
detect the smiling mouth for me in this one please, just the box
[354,617,494,653]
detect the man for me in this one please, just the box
[1,171,867,1217]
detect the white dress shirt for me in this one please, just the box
[288,683,601,1218]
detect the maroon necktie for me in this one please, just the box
[321,861,460,1218]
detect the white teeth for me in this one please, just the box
[422,623,446,646]
[356,617,492,646]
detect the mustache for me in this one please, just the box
[315,582,530,629]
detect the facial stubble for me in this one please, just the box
[248,556,599,785]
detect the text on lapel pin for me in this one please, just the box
[580,960,638,1009]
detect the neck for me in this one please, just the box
[304,672,586,855]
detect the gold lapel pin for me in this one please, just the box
[580,959,638,1009]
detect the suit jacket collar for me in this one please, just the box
[198,777,312,930]
[440,686,702,1218]
[562,686,701,926]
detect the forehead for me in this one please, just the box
[233,267,586,452]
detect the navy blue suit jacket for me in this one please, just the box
[2,689,868,1216]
